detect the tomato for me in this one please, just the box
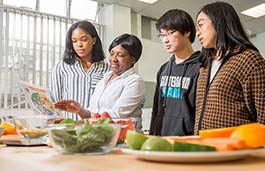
[114,119,135,140]
[101,111,110,119]
[91,113,101,119]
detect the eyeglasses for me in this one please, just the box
[157,30,177,39]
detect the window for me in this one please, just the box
[39,0,66,17]
[0,3,103,109]
[71,0,98,20]
[3,0,36,9]
[3,0,99,20]
[141,16,160,42]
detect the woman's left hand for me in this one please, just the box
[54,100,81,113]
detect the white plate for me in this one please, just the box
[120,148,265,163]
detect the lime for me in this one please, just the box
[126,130,148,150]
[141,137,172,151]
[59,118,75,124]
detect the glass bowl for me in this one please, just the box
[0,126,4,137]
[13,115,54,141]
[47,123,121,154]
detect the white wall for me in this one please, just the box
[98,4,131,60]
[138,38,202,82]
[251,32,265,57]
[137,39,168,81]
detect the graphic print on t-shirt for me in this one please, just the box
[160,75,190,99]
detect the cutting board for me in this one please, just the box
[0,134,47,146]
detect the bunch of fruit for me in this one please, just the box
[126,130,215,152]
[125,123,265,152]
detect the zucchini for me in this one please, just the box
[173,141,216,152]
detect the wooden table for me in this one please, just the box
[0,145,265,171]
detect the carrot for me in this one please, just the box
[199,126,237,139]
[166,136,201,141]
[168,137,248,151]
[200,138,248,151]
[166,135,250,151]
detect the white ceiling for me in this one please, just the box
[96,0,265,36]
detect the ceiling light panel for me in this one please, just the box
[241,3,265,18]
[137,0,159,4]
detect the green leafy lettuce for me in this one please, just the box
[50,122,115,153]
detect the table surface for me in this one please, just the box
[0,145,265,171]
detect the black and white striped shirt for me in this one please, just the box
[51,59,110,120]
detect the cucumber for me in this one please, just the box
[173,141,216,152]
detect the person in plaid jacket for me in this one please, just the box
[195,1,265,134]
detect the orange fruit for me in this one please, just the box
[230,123,265,148]
[199,126,237,139]
[0,122,17,135]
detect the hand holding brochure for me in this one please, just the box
[20,81,60,116]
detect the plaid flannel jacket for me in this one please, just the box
[194,49,265,134]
